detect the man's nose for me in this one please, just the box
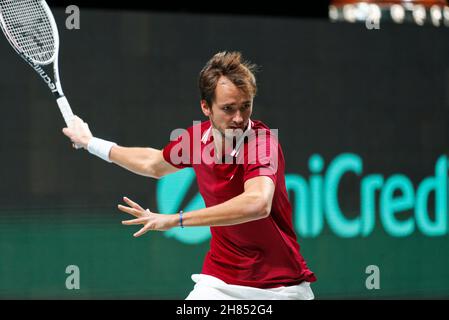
[233,111,244,125]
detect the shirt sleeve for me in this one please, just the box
[162,127,193,169]
[242,130,279,185]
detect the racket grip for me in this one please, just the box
[56,96,81,150]
[56,96,74,126]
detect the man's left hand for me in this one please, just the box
[118,196,177,236]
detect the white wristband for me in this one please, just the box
[87,137,117,163]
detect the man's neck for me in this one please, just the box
[209,121,250,160]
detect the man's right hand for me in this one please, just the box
[62,116,93,150]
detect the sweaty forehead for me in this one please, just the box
[218,76,233,86]
[215,77,251,103]
[217,77,238,92]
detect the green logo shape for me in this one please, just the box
[157,168,211,244]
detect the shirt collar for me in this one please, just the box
[201,119,253,158]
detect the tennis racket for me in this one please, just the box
[0,0,77,133]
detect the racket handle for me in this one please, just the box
[56,96,81,150]
[56,96,74,126]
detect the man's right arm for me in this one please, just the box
[62,116,179,179]
[109,146,178,179]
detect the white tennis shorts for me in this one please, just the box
[185,274,315,300]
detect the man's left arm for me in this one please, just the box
[181,176,275,227]
[119,176,275,237]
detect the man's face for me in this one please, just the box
[201,76,253,139]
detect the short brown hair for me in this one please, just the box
[199,51,257,107]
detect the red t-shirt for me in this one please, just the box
[162,120,316,288]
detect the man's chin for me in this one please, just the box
[224,128,245,139]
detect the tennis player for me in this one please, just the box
[62,51,316,300]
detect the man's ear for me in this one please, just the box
[201,100,212,117]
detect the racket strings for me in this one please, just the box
[0,0,56,64]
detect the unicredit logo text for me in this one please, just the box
[287,153,448,238]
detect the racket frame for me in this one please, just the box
[0,0,74,127]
